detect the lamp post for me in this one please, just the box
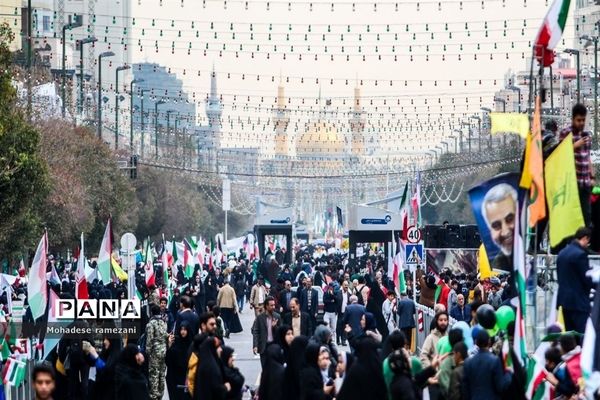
[507,86,521,112]
[61,21,82,118]
[115,65,131,150]
[154,100,166,158]
[565,48,581,103]
[469,115,482,151]
[77,37,97,117]
[129,79,144,152]
[582,34,599,142]
[139,89,149,159]
[97,51,115,140]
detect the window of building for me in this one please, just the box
[42,16,51,32]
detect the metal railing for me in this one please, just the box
[6,358,34,400]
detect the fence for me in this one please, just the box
[414,303,457,354]
[5,358,34,400]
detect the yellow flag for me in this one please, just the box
[490,112,530,138]
[545,134,585,247]
[478,244,496,278]
[527,96,546,227]
[111,256,128,281]
[520,133,533,189]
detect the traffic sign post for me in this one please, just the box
[405,243,424,272]
[406,226,422,244]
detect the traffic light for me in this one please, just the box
[130,155,138,179]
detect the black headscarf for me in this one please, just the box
[193,336,227,400]
[283,336,309,400]
[337,338,387,400]
[274,325,291,361]
[258,344,286,400]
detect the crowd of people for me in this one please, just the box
[6,224,590,400]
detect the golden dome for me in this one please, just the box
[296,121,345,156]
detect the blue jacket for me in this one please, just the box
[396,298,416,329]
[557,240,593,312]
[462,349,511,400]
[450,304,471,324]
[343,303,366,336]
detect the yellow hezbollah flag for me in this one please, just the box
[526,96,546,227]
[111,256,128,281]
[490,112,529,138]
[545,134,585,247]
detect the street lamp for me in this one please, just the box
[582,34,599,141]
[469,115,482,151]
[77,37,97,116]
[139,89,150,159]
[97,51,115,140]
[61,21,83,118]
[507,86,521,112]
[129,78,144,152]
[154,100,166,158]
[564,48,581,103]
[115,65,131,150]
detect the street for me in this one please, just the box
[163,302,260,399]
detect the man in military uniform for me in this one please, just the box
[146,304,168,400]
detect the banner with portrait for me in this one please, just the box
[468,173,525,273]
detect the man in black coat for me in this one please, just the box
[282,297,310,337]
[297,277,319,336]
[557,227,594,334]
[463,330,511,400]
[278,280,296,317]
[174,295,199,337]
[396,292,416,349]
[251,297,281,367]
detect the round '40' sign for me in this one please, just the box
[406,226,422,244]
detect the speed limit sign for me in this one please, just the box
[406,226,422,244]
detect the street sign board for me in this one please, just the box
[405,244,424,267]
[406,226,422,244]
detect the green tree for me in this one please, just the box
[0,23,49,258]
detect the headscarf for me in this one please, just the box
[118,343,141,369]
[274,325,292,361]
[220,345,235,367]
[313,325,332,345]
[364,312,377,332]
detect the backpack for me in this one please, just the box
[357,286,367,305]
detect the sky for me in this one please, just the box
[88,0,577,152]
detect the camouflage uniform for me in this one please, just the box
[146,315,168,400]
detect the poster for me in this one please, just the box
[426,249,479,275]
[468,173,525,273]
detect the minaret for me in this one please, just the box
[350,82,365,155]
[206,64,222,150]
[273,77,290,156]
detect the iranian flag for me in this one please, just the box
[513,200,528,367]
[3,357,26,387]
[392,240,407,295]
[209,239,215,270]
[183,239,195,278]
[76,233,89,300]
[27,232,48,320]
[526,342,553,400]
[97,218,113,284]
[533,0,571,67]
[144,241,155,287]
